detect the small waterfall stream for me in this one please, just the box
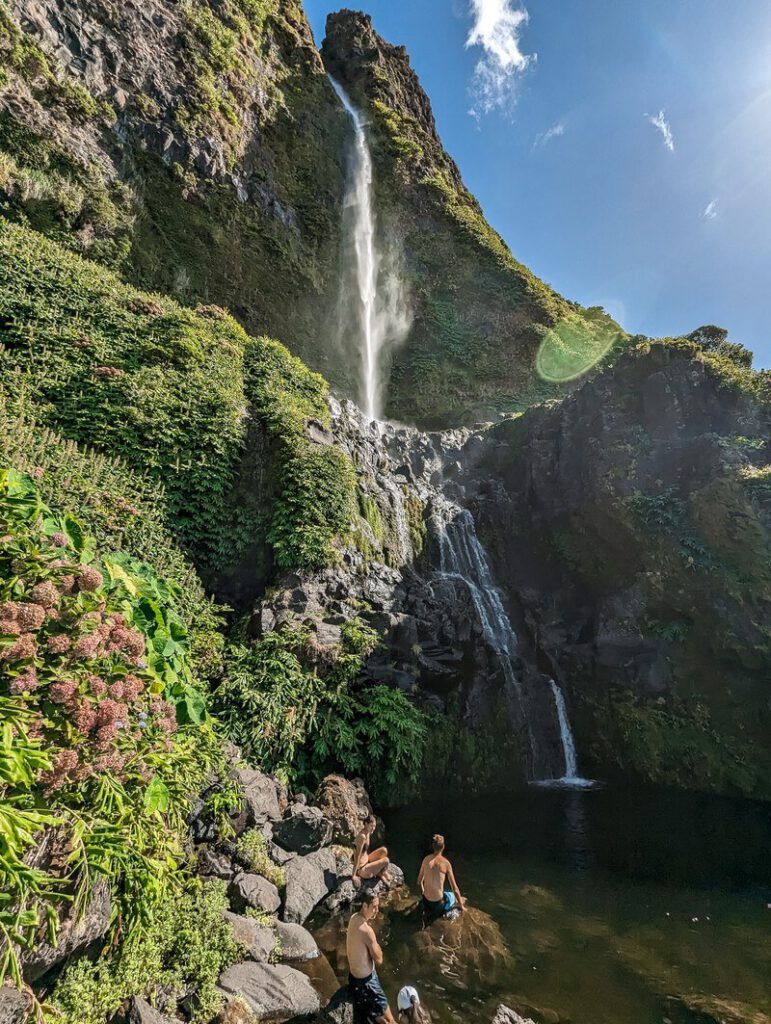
[548,679,593,787]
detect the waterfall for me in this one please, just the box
[547,679,594,788]
[432,499,541,776]
[330,77,410,421]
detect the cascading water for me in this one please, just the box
[330,77,410,421]
[432,498,543,777]
[545,679,594,788]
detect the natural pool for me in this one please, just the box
[310,786,771,1024]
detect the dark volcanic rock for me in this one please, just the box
[273,805,333,854]
[283,849,338,925]
[228,873,281,915]
[218,962,320,1020]
[0,988,30,1024]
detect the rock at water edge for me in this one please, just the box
[283,848,337,924]
[218,962,321,1021]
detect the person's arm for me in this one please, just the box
[446,861,465,908]
[417,857,427,894]
[366,926,384,967]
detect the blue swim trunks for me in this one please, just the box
[422,890,457,918]
[348,969,389,1021]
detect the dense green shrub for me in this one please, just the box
[215,619,427,799]
[235,829,285,887]
[0,469,221,988]
[49,879,241,1024]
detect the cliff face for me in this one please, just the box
[472,341,771,797]
[321,10,623,426]
[0,1,621,427]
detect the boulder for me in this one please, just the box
[314,776,374,843]
[198,847,235,879]
[218,962,320,1021]
[283,848,338,924]
[222,912,276,962]
[491,1007,536,1024]
[21,877,112,982]
[0,988,30,1024]
[275,921,319,961]
[323,878,357,914]
[362,863,405,896]
[128,998,180,1024]
[234,767,281,827]
[273,805,333,855]
[268,841,297,866]
[228,872,281,915]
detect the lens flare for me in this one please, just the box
[536,313,621,382]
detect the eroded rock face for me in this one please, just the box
[273,805,334,855]
[491,1006,537,1024]
[283,849,338,925]
[0,987,30,1024]
[21,876,111,982]
[218,962,321,1021]
[314,776,374,844]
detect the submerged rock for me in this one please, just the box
[491,1007,537,1024]
[275,921,319,962]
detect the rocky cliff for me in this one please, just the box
[0,0,621,426]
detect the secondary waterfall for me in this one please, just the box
[330,77,410,421]
[549,679,592,786]
[432,499,542,777]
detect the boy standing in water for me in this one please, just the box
[346,891,397,1024]
[417,834,465,918]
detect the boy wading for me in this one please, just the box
[346,892,397,1024]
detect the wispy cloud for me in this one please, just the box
[532,121,565,150]
[466,0,535,119]
[645,109,675,151]
[702,199,718,220]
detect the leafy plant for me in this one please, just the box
[235,829,285,888]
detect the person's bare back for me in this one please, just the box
[419,853,449,902]
[417,834,465,917]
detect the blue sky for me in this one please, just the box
[305,0,771,367]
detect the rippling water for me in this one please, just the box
[311,786,771,1024]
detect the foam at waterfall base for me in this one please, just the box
[530,776,598,790]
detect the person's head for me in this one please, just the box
[363,814,376,836]
[358,889,380,920]
[431,833,445,854]
[397,987,427,1024]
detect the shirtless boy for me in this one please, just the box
[417,834,465,918]
[353,815,391,885]
[346,891,397,1024]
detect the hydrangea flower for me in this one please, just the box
[76,567,104,592]
[1,633,37,661]
[47,634,72,654]
[30,581,60,607]
[16,603,46,630]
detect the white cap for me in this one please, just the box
[397,986,420,1012]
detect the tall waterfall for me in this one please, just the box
[330,77,410,421]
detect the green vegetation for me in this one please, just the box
[235,829,286,887]
[0,220,357,577]
[215,620,428,802]
[0,470,221,989]
[50,879,241,1024]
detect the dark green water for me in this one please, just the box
[311,786,771,1024]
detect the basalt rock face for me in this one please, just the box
[321,10,623,427]
[472,342,771,797]
[0,0,350,381]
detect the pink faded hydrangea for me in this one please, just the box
[1,633,37,661]
[50,532,69,548]
[47,634,72,655]
[0,602,19,620]
[108,625,145,658]
[30,467,44,481]
[60,575,76,593]
[47,608,61,621]
[76,567,104,592]
[49,679,79,704]
[108,680,125,701]
[87,674,107,696]
[94,750,126,774]
[16,604,46,631]
[41,749,78,793]
[73,700,97,735]
[0,618,22,636]
[27,712,44,739]
[73,632,101,660]
[30,581,60,607]
[10,667,38,694]
[121,674,144,701]
[94,722,118,751]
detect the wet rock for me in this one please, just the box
[228,872,281,915]
[218,962,320,1020]
[314,776,374,843]
[323,878,357,913]
[491,1006,536,1024]
[0,988,30,1024]
[273,805,333,854]
[275,921,319,961]
[222,912,276,962]
[283,848,338,924]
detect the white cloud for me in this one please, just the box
[702,199,718,220]
[532,121,565,150]
[646,109,675,151]
[466,0,535,118]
